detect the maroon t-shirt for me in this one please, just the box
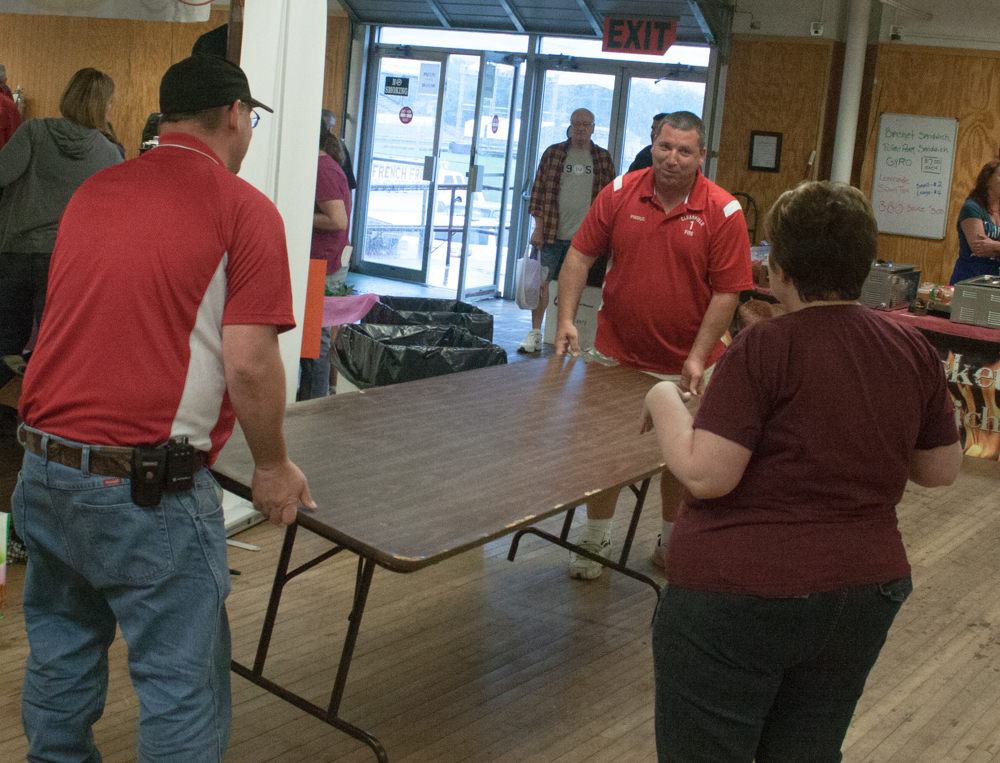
[667,304,959,596]
[311,153,351,274]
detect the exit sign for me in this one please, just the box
[602,17,677,55]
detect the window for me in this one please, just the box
[379,27,529,53]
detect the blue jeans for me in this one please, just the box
[652,578,912,763]
[13,431,232,763]
[298,325,333,400]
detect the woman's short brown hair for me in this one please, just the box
[59,68,115,133]
[764,181,878,302]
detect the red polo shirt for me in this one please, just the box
[20,133,295,461]
[572,168,752,374]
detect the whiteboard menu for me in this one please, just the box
[871,113,958,240]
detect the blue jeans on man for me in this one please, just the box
[13,428,232,763]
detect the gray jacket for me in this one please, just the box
[0,118,122,253]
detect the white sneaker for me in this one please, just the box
[650,534,666,570]
[569,532,612,580]
[518,328,542,353]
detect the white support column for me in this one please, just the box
[830,0,872,185]
[238,0,327,402]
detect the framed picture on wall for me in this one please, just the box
[748,131,782,173]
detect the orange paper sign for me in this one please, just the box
[300,259,327,359]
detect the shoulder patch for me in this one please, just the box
[613,175,624,191]
[723,199,742,218]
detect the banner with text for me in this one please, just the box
[924,330,1000,460]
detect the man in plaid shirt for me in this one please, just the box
[519,108,615,353]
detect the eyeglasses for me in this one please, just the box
[571,122,594,128]
[250,109,260,129]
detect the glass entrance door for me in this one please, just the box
[358,52,447,282]
[357,49,524,297]
[449,55,524,299]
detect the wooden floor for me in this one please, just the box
[3,459,1000,762]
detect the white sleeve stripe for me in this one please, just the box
[723,199,742,218]
[613,175,624,191]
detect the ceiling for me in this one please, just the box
[335,0,732,50]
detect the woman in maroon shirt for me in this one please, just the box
[641,181,963,762]
[298,118,351,400]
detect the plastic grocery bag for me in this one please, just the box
[514,245,541,310]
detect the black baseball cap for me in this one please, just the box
[160,55,273,115]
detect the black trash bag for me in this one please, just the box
[361,296,494,341]
[331,324,507,390]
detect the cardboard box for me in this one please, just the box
[543,282,603,350]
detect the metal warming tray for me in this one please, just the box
[859,261,921,311]
[950,275,1000,328]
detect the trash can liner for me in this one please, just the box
[331,323,507,389]
[361,296,494,341]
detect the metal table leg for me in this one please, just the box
[231,524,389,762]
[507,477,660,595]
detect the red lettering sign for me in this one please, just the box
[602,17,677,55]
[491,115,499,134]
[399,107,413,124]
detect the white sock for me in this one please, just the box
[661,519,674,545]
[585,518,613,539]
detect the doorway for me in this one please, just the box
[355,46,524,300]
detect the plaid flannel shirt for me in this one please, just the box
[528,140,616,245]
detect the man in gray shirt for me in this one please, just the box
[520,108,615,353]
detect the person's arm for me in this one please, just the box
[529,213,544,247]
[0,121,31,187]
[909,441,963,487]
[960,218,1000,258]
[223,324,316,525]
[554,246,597,355]
[314,198,348,230]
[681,291,740,395]
[641,381,752,499]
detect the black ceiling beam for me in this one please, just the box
[686,0,716,45]
[574,0,603,36]
[495,0,526,33]
[425,0,452,28]
[336,0,362,24]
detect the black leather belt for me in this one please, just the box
[22,429,207,479]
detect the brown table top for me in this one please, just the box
[211,357,666,572]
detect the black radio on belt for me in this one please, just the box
[130,437,197,508]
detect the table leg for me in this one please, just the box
[230,525,388,762]
[253,523,298,673]
[506,478,659,595]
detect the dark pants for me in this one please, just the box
[0,251,51,361]
[652,578,912,763]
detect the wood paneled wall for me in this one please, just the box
[0,9,352,160]
[859,44,1000,285]
[0,9,228,159]
[715,35,844,243]
[323,14,351,127]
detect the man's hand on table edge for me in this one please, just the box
[251,459,316,526]
[554,321,579,357]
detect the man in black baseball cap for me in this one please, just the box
[158,55,272,172]
[12,49,310,762]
